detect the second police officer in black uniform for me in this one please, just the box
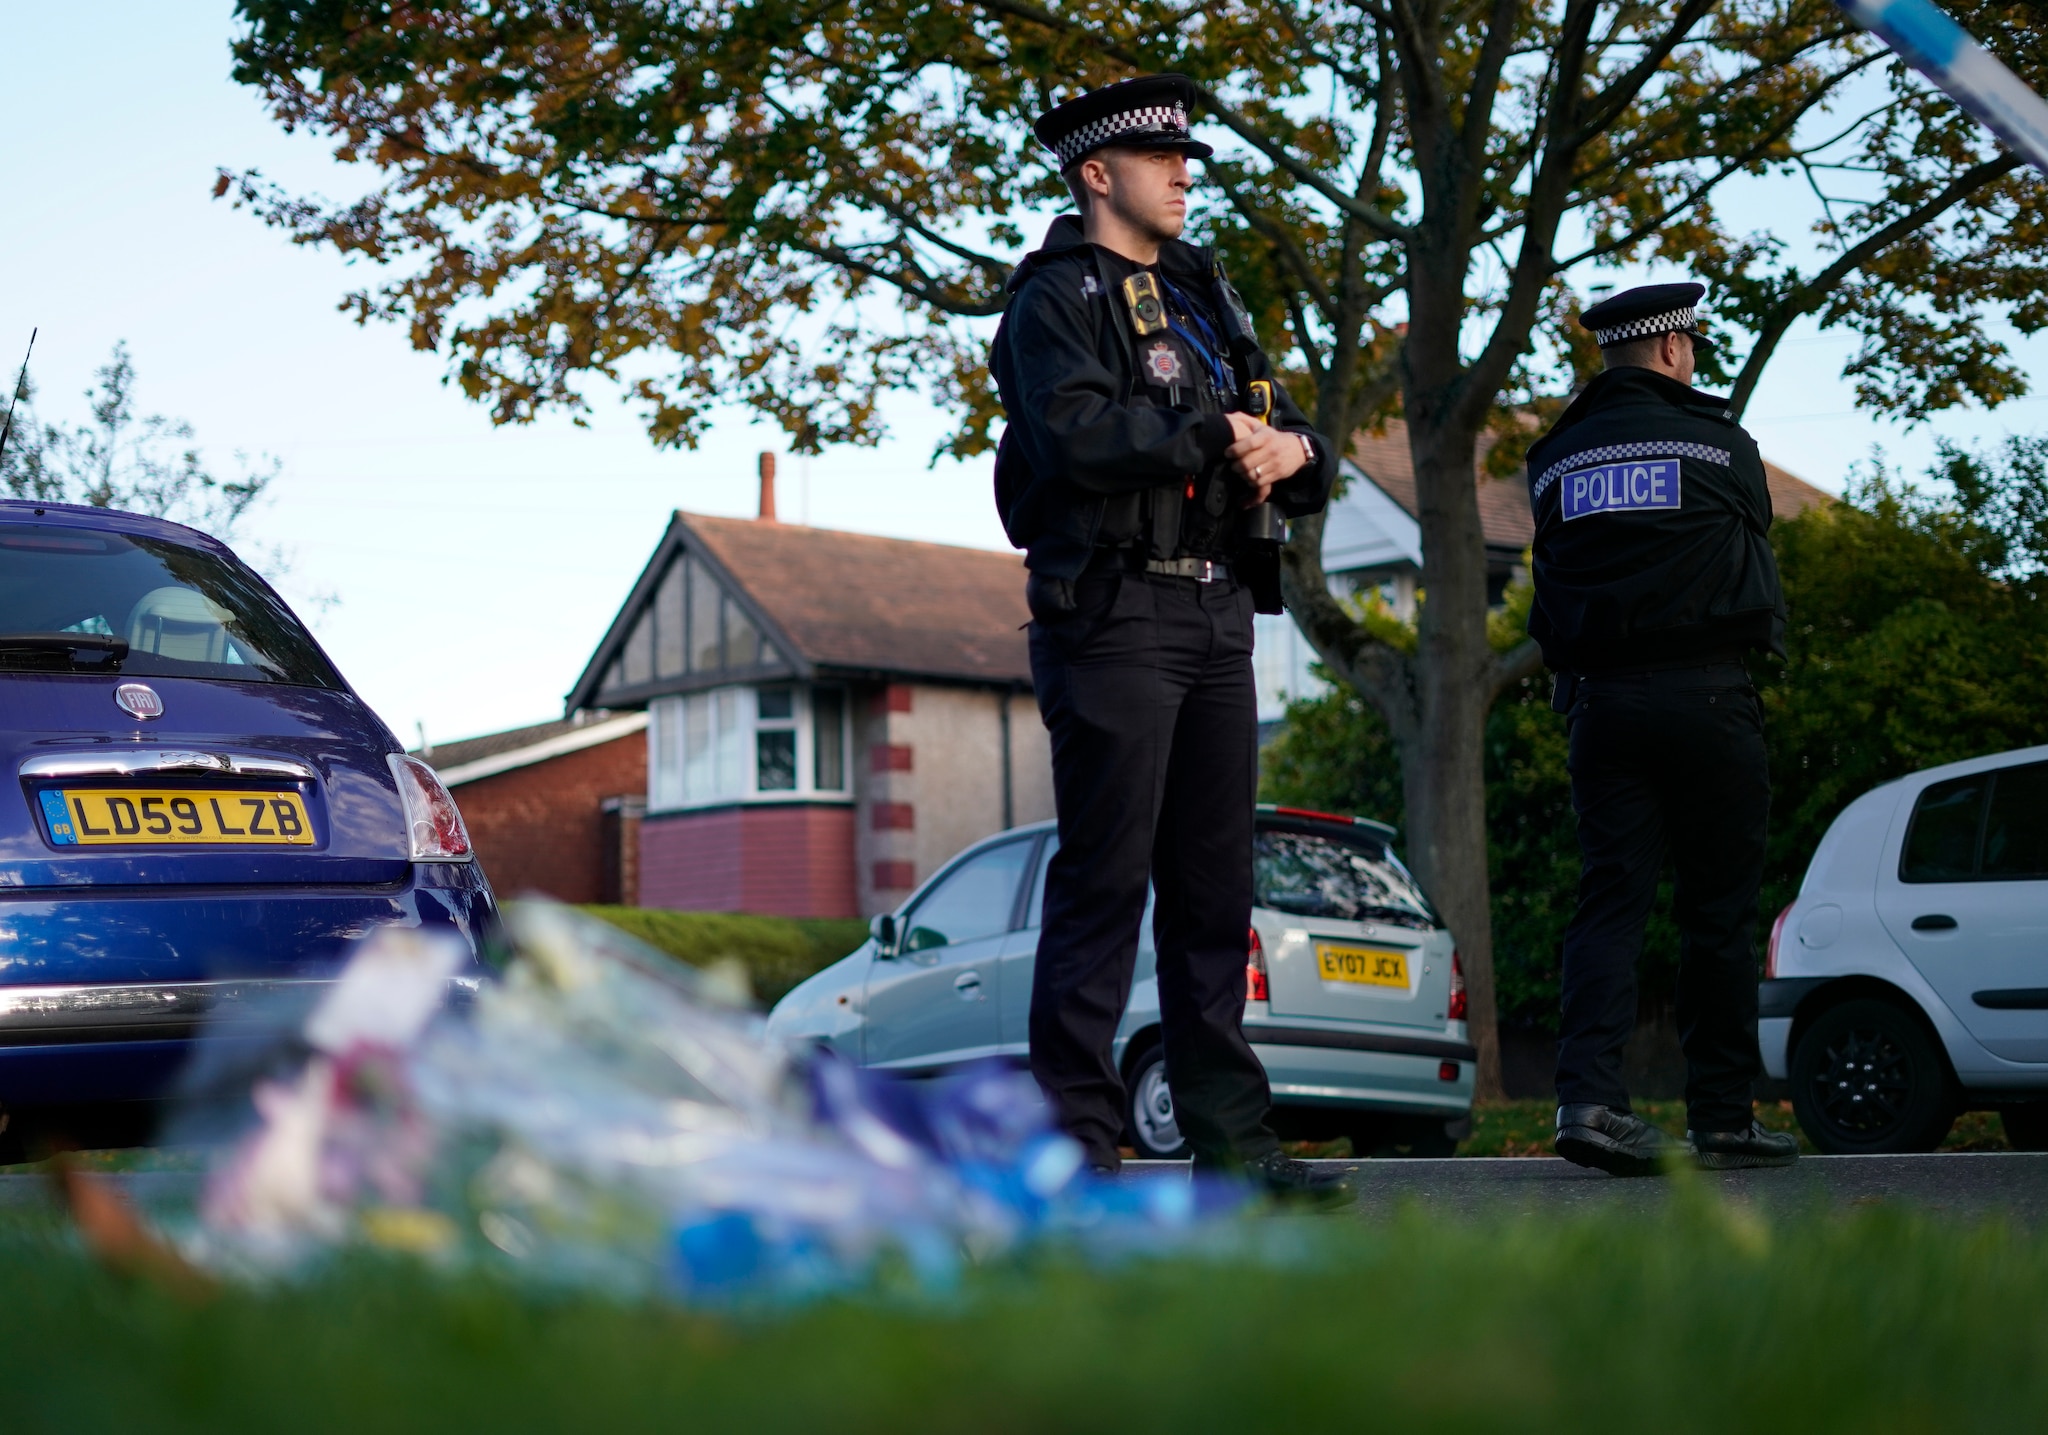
[1526,282,1801,1176]
[989,75,1344,1199]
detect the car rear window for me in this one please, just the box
[1984,762,2048,879]
[1901,760,2048,882]
[0,523,341,688]
[1254,826,1437,928]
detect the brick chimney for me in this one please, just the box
[757,451,778,522]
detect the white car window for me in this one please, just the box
[902,839,1034,953]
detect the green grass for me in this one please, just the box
[0,1193,2043,1431]
[575,906,870,1006]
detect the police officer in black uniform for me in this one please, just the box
[989,75,1342,1198]
[1528,282,1801,1176]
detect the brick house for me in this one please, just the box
[565,487,1053,919]
[414,712,648,904]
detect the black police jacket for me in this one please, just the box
[989,216,1335,588]
[1525,366,1787,673]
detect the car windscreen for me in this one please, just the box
[1254,826,1438,929]
[0,524,341,688]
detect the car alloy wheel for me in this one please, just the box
[1791,997,1956,1154]
[1126,1044,1189,1159]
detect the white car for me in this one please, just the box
[768,806,1475,1158]
[1763,744,2048,1152]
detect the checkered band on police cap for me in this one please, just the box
[1590,306,1697,346]
[1579,281,1715,350]
[1051,104,1192,168]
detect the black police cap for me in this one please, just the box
[1581,282,1718,352]
[1033,74,1214,171]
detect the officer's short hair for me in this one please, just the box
[1602,333,1680,369]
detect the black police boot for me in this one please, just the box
[1689,1121,1799,1170]
[1554,1104,1689,1178]
[1234,1151,1355,1209]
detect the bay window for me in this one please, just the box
[650,683,850,811]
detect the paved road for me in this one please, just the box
[3,1153,2043,1225]
[1135,1153,2048,1224]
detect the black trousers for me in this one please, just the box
[1554,660,1770,1133]
[1027,567,1277,1169]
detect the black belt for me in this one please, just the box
[1090,549,1231,582]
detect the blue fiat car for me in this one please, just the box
[0,501,496,1123]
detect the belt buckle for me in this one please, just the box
[1197,559,1216,584]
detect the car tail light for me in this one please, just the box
[1447,950,1467,1021]
[1766,903,1793,979]
[1246,926,1269,1002]
[1439,1061,1460,1082]
[387,753,474,861]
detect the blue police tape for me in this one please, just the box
[1834,0,2048,174]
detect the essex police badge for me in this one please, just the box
[1144,341,1183,385]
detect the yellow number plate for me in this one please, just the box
[48,788,314,846]
[1315,943,1410,989]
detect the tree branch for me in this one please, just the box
[963,0,1415,238]
[1280,507,1422,741]
[1728,152,2023,417]
[1563,0,1717,148]
[1489,636,1547,698]
[784,235,1009,317]
[1552,62,1865,271]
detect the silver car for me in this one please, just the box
[767,805,1475,1157]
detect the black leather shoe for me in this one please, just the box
[1554,1104,1688,1178]
[1690,1121,1799,1169]
[1238,1152,1354,1208]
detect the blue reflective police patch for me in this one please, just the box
[1559,456,1682,521]
[39,789,76,845]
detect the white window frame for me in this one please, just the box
[648,682,852,813]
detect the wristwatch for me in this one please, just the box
[1295,432,1316,467]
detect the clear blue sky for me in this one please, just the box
[4,4,2044,744]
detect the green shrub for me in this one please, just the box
[575,906,869,1006]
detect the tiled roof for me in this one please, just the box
[414,714,636,774]
[1761,460,1832,519]
[1347,423,1535,554]
[1348,418,1832,554]
[414,718,584,772]
[685,514,1032,685]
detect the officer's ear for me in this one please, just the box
[1062,163,1093,216]
[1076,154,1116,208]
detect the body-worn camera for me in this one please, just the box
[1121,273,1169,336]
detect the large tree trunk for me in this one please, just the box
[1401,409,1505,1099]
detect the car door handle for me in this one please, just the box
[953,971,984,1001]
[1911,914,1958,932]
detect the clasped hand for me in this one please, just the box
[1224,411,1305,506]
